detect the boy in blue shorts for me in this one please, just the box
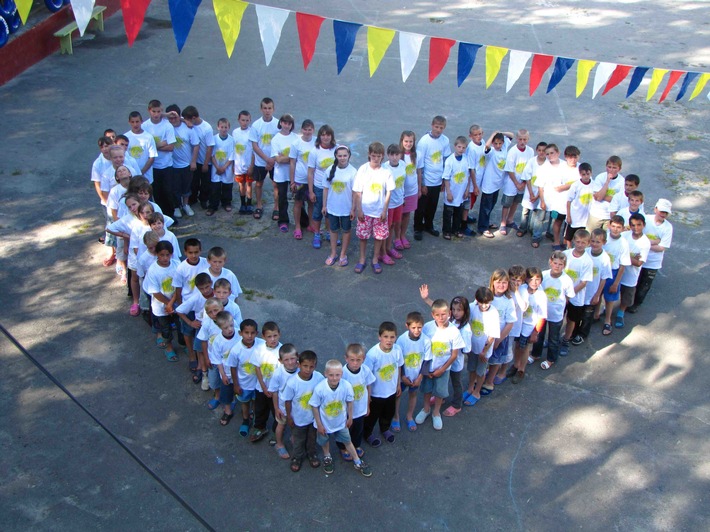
[208,311,242,425]
[395,311,432,432]
[227,319,265,437]
[601,215,631,335]
[175,272,213,383]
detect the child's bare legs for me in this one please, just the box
[340,229,351,261]
[372,239,385,266]
[552,218,564,246]
[393,393,401,426]
[275,421,289,454]
[185,335,196,363]
[432,396,444,418]
[467,370,486,399]
[406,389,418,423]
[400,212,412,244]
[500,206,510,230]
[255,181,264,211]
[483,363,500,389]
[240,402,250,424]
[506,200,521,226]
[327,231,338,262]
[129,269,139,306]
[421,392,433,414]
[307,200,315,230]
[358,238,368,265]
[604,297,617,327]
[293,200,304,232]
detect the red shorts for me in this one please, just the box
[403,194,418,214]
[388,205,403,225]
[235,174,253,184]
[356,216,389,240]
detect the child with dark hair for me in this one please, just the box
[322,145,356,267]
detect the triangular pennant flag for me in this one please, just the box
[546,57,575,93]
[367,26,396,77]
[689,73,710,100]
[646,69,668,101]
[676,72,700,101]
[592,62,615,98]
[333,20,361,74]
[121,0,152,46]
[626,66,649,98]
[576,59,596,97]
[169,0,202,52]
[506,50,532,92]
[399,32,424,82]
[485,46,508,88]
[255,5,289,66]
[457,42,481,87]
[295,12,325,70]
[429,37,456,83]
[658,70,684,103]
[529,53,553,96]
[14,0,31,24]
[602,64,632,95]
[70,0,95,36]
[213,0,248,58]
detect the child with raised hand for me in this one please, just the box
[464,287,499,405]
[587,155,624,231]
[310,360,373,477]
[394,312,431,431]
[398,131,418,250]
[289,119,316,239]
[176,272,214,384]
[267,343,300,459]
[339,343,375,458]
[250,321,283,443]
[577,229,612,343]
[307,125,337,248]
[143,241,181,362]
[381,144,406,263]
[322,145,356,267]
[271,114,298,232]
[480,269,517,394]
[282,350,324,472]
[227,319,265,437]
[207,311,241,424]
[531,251,575,370]
[477,131,513,238]
[510,267,547,384]
[352,142,395,275]
[417,299,465,430]
[363,322,404,445]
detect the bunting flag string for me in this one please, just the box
[602,65,632,96]
[506,50,531,92]
[399,32,425,83]
[333,20,362,74]
[295,12,325,70]
[658,70,684,103]
[688,73,710,100]
[169,0,202,52]
[592,62,616,98]
[255,4,289,66]
[575,60,596,97]
[529,53,553,96]
[213,0,248,58]
[547,57,575,93]
[367,26,396,77]
[457,42,481,87]
[626,66,649,98]
[485,46,508,88]
[675,72,699,101]
[646,69,668,101]
[429,37,456,83]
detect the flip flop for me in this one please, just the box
[220,412,233,426]
[443,406,461,417]
[340,449,353,462]
[540,360,554,370]
[207,399,220,410]
[325,256,337,266]
[354,263,366,274]
[499,227,508,236]
[253,208,263,220]
[276,446,290,459]
[271,210,279,221]
[165,351,178,362]
[155,337,167,349]
[406,420,417,432]
[372,263,383,274]
[339,256,349,267]
[603,323,613,335]
[279,224,288,233]
[516,230,525,237]
[367,435,382,447]
[382,430,395,443]
[615,314,625,328]
[463,392,479,406]
[293,229,302,240]
[480,385,494,396]
[531,241,540,248]
[482,230,495,238]
[390,420,401,433]
[239,421,249,436]
[493,375,507,385]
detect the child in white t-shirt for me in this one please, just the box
[322,145,356,267]
[143,241,180,361]
[306,125,337,248]
[394,312,431,432]
[207,311,241,424]
[397,131,418,249]
[125,111,157,180]
[338,343,376,458]
[232,110,254,215]
[565,162,594,249]
[207,118,235,215]
[175,272,214,384]
[510,268,547,384]
[442,136,470,239]
[464,287,499,404]
[206,246,242,301]
[352,142,395,275]
[477,131,513,237]
[197,298,224,393]
[577,229,612,343]
[249,321,283,443]
[271,114,298,230]
[561,230,594,354]
[289,119,315,237]
[267,344,299,460]
[227,319,264,437]
[502,130,534,235]
[382,144,407,263]
[518,141,548,244]
[481,270,517,394]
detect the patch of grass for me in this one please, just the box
[242,288,274,301]
[234,219,247,227]
[687,134,702,141]
[11,169,22,176]
[620,104,629,110]
[75,222,92,234]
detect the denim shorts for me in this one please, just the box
[516,333,531,348]
[208,367,223,390]
[328,214,352,232]
[501,193,523,208]
[467,353,489,376]
[488,336,512,365]
[312,186,324,221]
[401,382,419,393]
[180,311,196,336]
[236,388,255,403]
[316,426,351,446]
[219,382,235,404]
[420,370,450,398]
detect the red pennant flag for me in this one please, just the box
[296,12,325,70]
[602,65,632,95]
[658,70,684,103]
[529,54,554,96]
[429,37,456,83]
[121,0,152,47]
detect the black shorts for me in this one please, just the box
[252,165,272,183]
[564,225,586,242]
[565,302,584,324]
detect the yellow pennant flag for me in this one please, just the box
[213,0,249,58]
[367,26,396,77]
[485,46,508,88]
[576,60,596,97]
[646,69,668,101]
[689,72,710,101]
[15,0,32,24]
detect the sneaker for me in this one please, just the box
[426,228,440,237]
[238,205,247,215]
[312,234,321,249]
[570,335,584,346]
[323,456,334,474]
[173,208,183,219]
[354,460,372,477]
[463,227,476,236]
[200,372,209,391]
[415,409,430,424]
[183,204,195,217]
[626,305,639,314]
[414,231,423,241]
[559,339,570,357]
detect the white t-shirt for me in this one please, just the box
[251,342,282,392]
[541,270,575,322]
[249,117,279,167]
[136,249,157,278]
[322,164,356,217]
[193,120,215,165]
[91,154,114,199]
[107,184,127,217]
[207,267,243,299]
[422,321,465,372]
[416,132,451,186]
[196,315,221,345]
[503,144,534,196]
[566,179,594,227]
[363,344,404,398]
[402,152,418,197]
[309,379,354,433]
[479,140,510,194]
[469,305,500,357]
[208,332,241,369]
[644,218,672,269]
[538,161,568,214]
[143,259,180,316]
[341,364,376,419]
[222,300,243,326]
[584,249,613,305]
[520,286,547,337]
[232,127,253,175]
[352,163,395,218]
[173,257,210,300]
[395,332,433,382]
[616,206,646,228]
[211,134,235,184]
[135,229,181,262]
[466,140,486,191]
[520,157,545,210]
[450,322,472,372]
[620,231,651,286]
[281,372,325,427]
[590,173,625,220]
[609,192,629,213]
[172,122,199,169]
[307,146,336,189]
[225,337,265,391]
[124,130,158,180]
[383,161,406,208]
[175,290,207,321]
[289,136,315,184]
[604,233,632,270]
[270,131,297,183]
[442,155,469,207]
[563,249,595,306]
[492,294,517,334]
[268,365,299,415]
[142,118,176,170]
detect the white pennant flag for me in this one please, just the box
[71,0,95,36]
[592,62,616,98]
[399,32,425,82]
[255,4,290,66]
[506,49,532,92]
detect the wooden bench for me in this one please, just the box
[54,5,106,55]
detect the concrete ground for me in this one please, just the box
[1,0,709,530]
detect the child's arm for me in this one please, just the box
[501,131,515,141]
[218,363,229,385]
[231,366,242,395]
[353,191,364,221]
[531,320,545,344]
[322,187,329,218]
[400,366,413,387]
[177,312,200,329]
[307,167,316,203]
[526,181,537,203]
[285,400,295,427]
[444,177,453,203]
[312,407,327,436]
[251,141,274,169]
[609,266,624,294]
[417,166,426,197]
[432,349,457,377]
[566,199,573,224]
[346,400,354,428]
[272,392,283,420]
[591,277,606,306]
[289,157,297,190]
[494,323,514,349]
[254,366,271,398]
[190,144,199,172]
[419,284,434,307]
[485,131,498,150]
[538,186,546,211]
[141,157,155,176]
[380,190,391,221]
[94,181,108,204]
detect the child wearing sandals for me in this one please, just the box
[417,300,465,430]
[289,119,316,238]
[310,359,373,477]
[577,229,612,343]
[271,114,297,232]
[394,312,431,432]
[283,350,324,472]
[352,142,395,274]
[227,319,265,435]
[143,241,181,361]
[363,322,404,445]
[322,145,356,267]
[338,343,375,459]
[207,311,241,424]
[268,343,299,460]
[307,125,337,249]
[198,298,224,392]
[509,267,547,384]
[464,287,499,406]
[500,265,527,382]
[382,144,406,263]
[601,215,631,335]
[530,251,575,370]
[397,131,418,251]
[441,136,470,240]
[175,272,214,384]
[249,321,283,443]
